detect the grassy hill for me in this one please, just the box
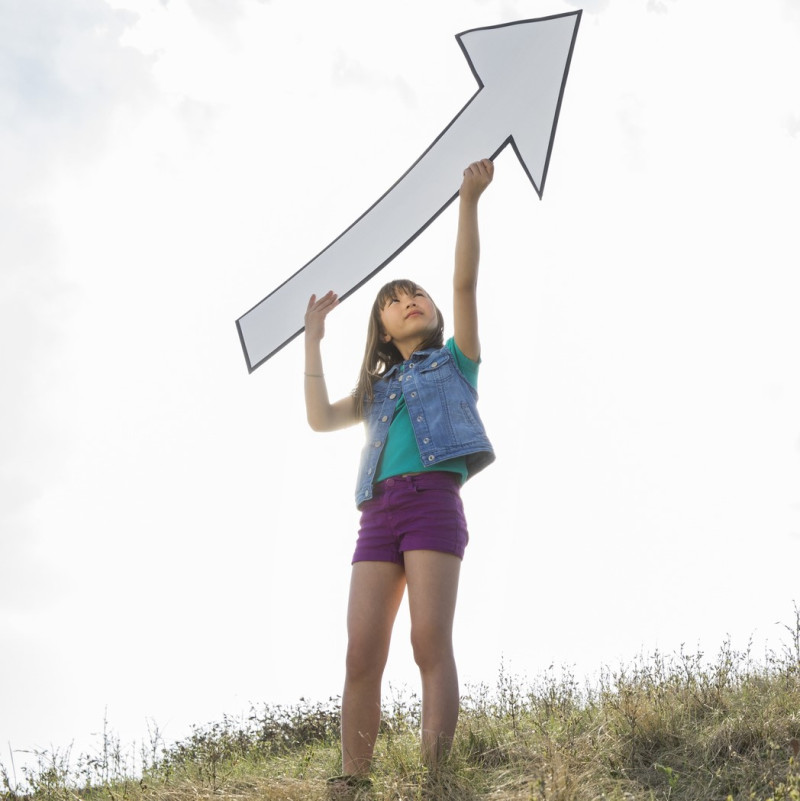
[3,617,799,801]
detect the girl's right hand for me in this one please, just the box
[460,159,494,203]
[305,291,339,341]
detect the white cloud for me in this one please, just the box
[0,0,156,610]
[564,0,610,14]
[646,0,677,14]
[783,112,800,137]
[616,92,647,171]
[331,50,417,108]
[784,0,800,27]
[0,0,153,150]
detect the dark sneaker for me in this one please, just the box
[326,774,373,795]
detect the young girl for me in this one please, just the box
[303,159,495,784]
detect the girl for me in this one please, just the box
[303,159,495,784]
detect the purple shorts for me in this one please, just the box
[353,472,469,565]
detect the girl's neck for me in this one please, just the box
[395,339,425,361]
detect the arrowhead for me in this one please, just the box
[458,12,581,197]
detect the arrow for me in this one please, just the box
[236,11,581,372]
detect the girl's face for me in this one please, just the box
[379,286,438,350]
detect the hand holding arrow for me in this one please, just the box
[236,12,581,372]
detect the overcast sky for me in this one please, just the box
[2,0,799,772]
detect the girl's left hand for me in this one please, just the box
[460,159,494,202]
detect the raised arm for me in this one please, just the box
[304,291,359,432]
[453,159,493,362]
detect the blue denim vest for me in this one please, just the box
[355,345,495,507]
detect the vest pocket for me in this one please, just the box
[420,355,454,383]
[459,401,480,429]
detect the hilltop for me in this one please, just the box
[3,617,800,801]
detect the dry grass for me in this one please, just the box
[4,610,800,801]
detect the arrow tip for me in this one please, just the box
[458,12,581,197]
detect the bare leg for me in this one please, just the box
[341,561,406,776]
[404,550,462,769]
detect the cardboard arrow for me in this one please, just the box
[236,11,581,372]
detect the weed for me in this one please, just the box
[4,608,800,801]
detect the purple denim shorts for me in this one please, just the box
[353,471,469,565]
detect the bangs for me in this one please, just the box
[375,279,422,309]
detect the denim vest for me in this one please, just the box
[355,345,495,507]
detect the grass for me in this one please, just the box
[3,608,800,801]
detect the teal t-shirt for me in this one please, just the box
[374,338,479,484]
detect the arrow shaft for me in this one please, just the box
[237,97,504,370]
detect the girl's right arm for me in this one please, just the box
[304,291,359,432]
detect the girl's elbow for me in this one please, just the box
[453,276,479,294]
[306,414,328,432]
[306,398,356,432]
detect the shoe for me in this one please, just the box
[326,774,373,790]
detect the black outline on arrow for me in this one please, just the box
[236,11,582,373]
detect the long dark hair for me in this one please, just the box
[353,279,445,418]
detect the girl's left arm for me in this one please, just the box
[453,159,493,362]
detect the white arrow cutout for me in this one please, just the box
[237,11,581,372]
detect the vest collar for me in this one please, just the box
[381,346,440,379]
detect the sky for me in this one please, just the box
[2,0,800,775]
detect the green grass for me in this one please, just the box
[4,609,800,801]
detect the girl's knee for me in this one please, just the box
[345,638,389,682]
[410,626,453,671]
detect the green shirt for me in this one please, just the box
[374,338,479,484]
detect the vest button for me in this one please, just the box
[374,440,381,448]
[389,393,397,399]
[431,361,438,368]
[427,455,435,462]
[381,415,388,422]
[423,437,430,444]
